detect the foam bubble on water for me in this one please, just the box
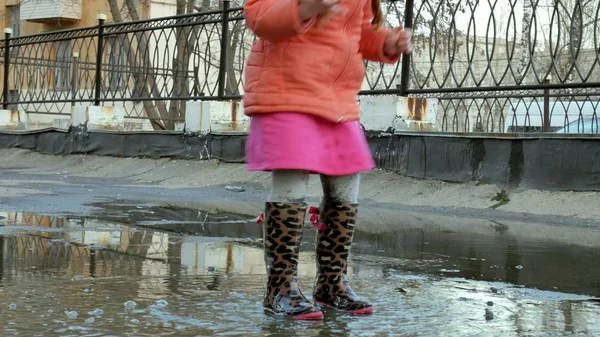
[130,319,140,325]
[83,288,90,293]
[88,308,104,316]
[154,300,168,308]
[84,317,95,324]
[65,311,78,319]
[8,303,17,310]
[45,241,53,247]
[124,301,137,309]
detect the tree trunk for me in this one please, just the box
[225,20,243,96]
[566,0,583,84]
[168,0,205,123]
[107,0,182,130]
[517,0,532,84]
[168,0,190,122]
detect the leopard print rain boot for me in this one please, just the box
[261,202,324,320]
[313,202,374,315]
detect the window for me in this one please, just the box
[54,40,72,90]
[106,36,126,90]
[8,5,20,37]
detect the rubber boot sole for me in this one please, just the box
[315,301,374,316]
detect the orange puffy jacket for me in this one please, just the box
[243,0,399,123]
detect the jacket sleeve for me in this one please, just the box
[244,0,315,41]
[359,0,399,64]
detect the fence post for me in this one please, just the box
[193,65,200,99]
[3,28,12,109]
[543,75,551,132]
[94,14,107,106]
[71,52,79,107]
[217,0,230,100]
[398,0,414,97]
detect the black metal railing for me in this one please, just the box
[0,0,599,132]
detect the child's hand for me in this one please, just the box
[384,27,413,57]
[298,0,344,22]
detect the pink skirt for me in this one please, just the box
[246,112,375,176]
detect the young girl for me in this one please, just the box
[243,0,412,320]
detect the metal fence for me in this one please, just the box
[0,0,599,132]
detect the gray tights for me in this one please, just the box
[267,170,360,204]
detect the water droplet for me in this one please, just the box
[71,275,85,281]
[155,300,168,308]
[88,308,104,316]
[8,303,17,310]
[124,300,137,309]
[85,317,95,324]
[130,319,140,325]
[515,265,524,270]
[45,241,53,247]
[65,311,78,319]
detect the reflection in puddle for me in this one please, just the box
[0,211,598,336]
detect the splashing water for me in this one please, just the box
[65,311,78,319]
[154,300,169,308]
[88,308,104,317]
[124,301,137,310]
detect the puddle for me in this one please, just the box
[0,210,599,336]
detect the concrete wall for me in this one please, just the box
[368,132,600,191]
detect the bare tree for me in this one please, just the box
[517,0,533,84]
[168,0,211,126]
[525,0,598,85]
[362,0,468,90]
[105,0,206,130]
[105,0,249,129]
[106,0,173,129]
